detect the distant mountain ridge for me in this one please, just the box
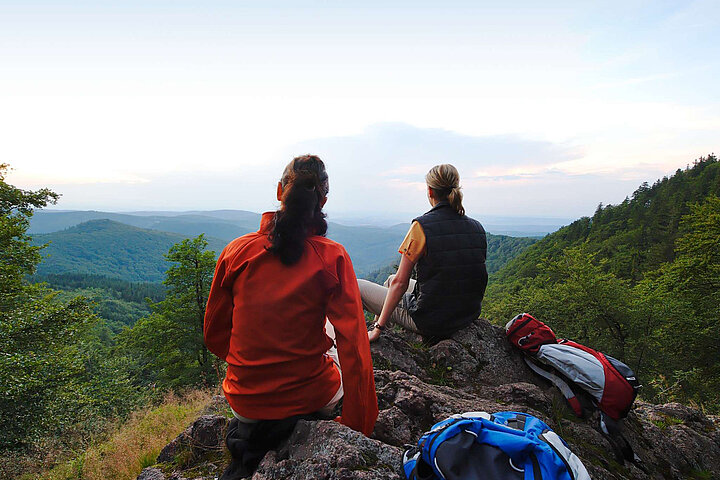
[30,211,538,282]
[29,210,262,239]
[31,209,568,237]
[29,211,410,278]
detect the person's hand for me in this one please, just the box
[368,326,381,343]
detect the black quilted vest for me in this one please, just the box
[408,201,488,338]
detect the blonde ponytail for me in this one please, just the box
[426,164,465,216]
[447,186,465,216]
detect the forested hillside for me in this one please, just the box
[486,233,537,273]
[28,209,261,238]
[490,155,720,288]
[31,220,228,282]
[364,232,536,284]
[485,154,720,410]
[30,212,411,278]
[31,274,166,333]
[32,273,166,303]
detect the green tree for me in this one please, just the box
[0,163,58,303]
[665,195,720,312]
[0,165,102,450]
[119,235,218,387]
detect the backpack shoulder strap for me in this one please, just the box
[524,357,584,417]
[599,412,647,471]
[538,430,592,480]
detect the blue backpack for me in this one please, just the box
[402,412,590,480]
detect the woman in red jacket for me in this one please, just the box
[204,155,377,479]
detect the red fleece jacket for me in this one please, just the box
[203,212,378,436]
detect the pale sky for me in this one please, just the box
[2,0,718,219]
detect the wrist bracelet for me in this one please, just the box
[372,322,385,331]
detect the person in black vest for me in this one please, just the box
[358,164,488,342]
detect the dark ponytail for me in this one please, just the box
[268,155,329,265]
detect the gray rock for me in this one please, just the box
[445,319,535,388]
[485,382,553,412]
[189,415,228,453]
[157,414,228,463]
[156,433,183,465]
[630,402,720,478]
[253,420,403,480]
[372,369,544,448]
[137,467,166,480]
[371,319,535,390]
[370,330,427,379]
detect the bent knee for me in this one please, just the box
[357,279,374,299]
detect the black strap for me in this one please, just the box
[599,412,643,468]
[529,453,543,480]
[372,322,386,331]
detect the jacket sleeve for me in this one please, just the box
[204,248,234,360]
[326,248,379,436]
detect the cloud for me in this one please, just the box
[290,121,581,181]
[279,123,655,217]
[34,122,677,220]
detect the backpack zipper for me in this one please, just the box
[507,316,533,338]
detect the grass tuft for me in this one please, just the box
[39,388,215,480]
[650,413,684,431]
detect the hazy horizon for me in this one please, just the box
[34,207,574,236]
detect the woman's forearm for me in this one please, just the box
[376,278,407,327]
[376,251,416,328]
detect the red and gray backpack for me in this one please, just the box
[505,313,644,467]
[505,313,640,420]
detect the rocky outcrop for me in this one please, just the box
[369,318,532,390]
[254,420,403,480]
[139,319,720,480]
[156,414,228,464]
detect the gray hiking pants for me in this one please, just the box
[357,275,419,333]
